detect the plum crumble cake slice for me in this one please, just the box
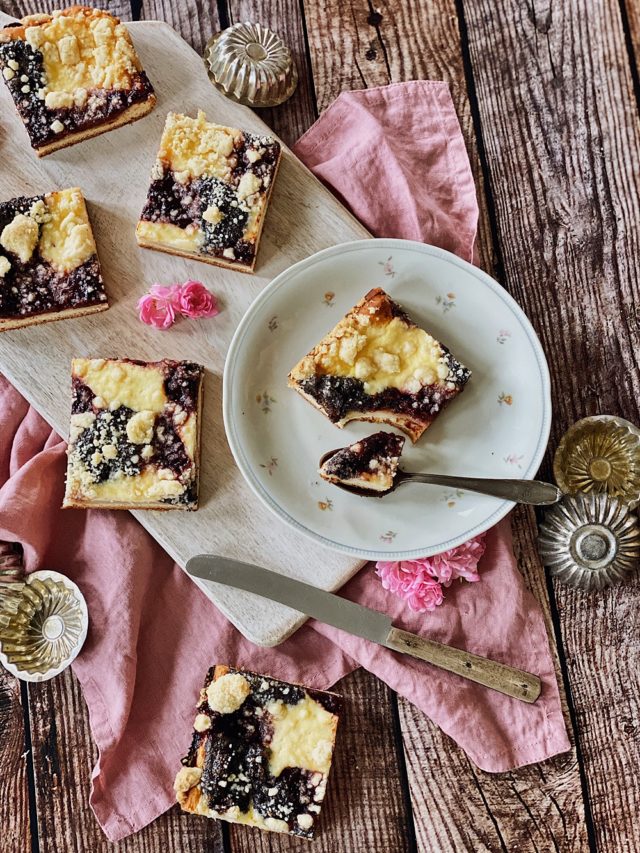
[0,6,156,157]
[63,358,204,510]
[174,666,341,840]
[319,431,405,493]
[0,187,108,331]
[288,287,471,443]
[136,110,281,273]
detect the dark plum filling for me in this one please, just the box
[182,668,340,840]
[70,360,203,507]
[300,351,470,423]
[164,362,203,414]
[0,194,107,319]
[322,431,405,481]
[138,131,280,266]
[0,38,154,149]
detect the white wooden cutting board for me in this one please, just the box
[0,14,370,646]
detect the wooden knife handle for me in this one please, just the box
[386,627,541,704]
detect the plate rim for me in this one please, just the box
[223,238,552,560]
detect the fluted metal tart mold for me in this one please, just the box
[553,415,640,508]
[538,494,640,590]
[0,570,88,682]
[204,22,298,107]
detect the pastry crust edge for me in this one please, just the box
[0,300,109,332]
[33,97,157,157]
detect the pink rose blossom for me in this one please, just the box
[375,533,486,613]
[176,280,219,319]
[137,291,176,330]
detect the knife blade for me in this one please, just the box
[186,555,541,704]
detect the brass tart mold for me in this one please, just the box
[553,415,640,509]
[204,21,298,107]
[538,494,640,591]
[0,570,88,682]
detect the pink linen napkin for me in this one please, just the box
[0,80,569,842]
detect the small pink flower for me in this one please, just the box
[375,533,486,613]
[177,280,219,319]
[137,291,176,330]
[376,561,444,613]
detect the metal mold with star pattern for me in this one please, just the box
[538,493,640,591]
[204,22,298,107]
[0,569,88,682]
[553,415,640,509]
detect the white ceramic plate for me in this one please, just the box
[223,239,551,560]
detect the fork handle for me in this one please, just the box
[407,473,561,505]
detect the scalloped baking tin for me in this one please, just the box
[0,570,88,682]
[553,415,640,509]
[538,493,640,590]
[204,21,298,107]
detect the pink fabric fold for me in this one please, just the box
[0,80,569,842]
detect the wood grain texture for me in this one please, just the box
[300,0,494,276]
[0,13,369,648]
[140,0,219,55]
[228,669,413,853]
[221,0,318,146]
[301,1,589,849]
[0,672,30,853]
[0,0,131,19]
[27,669,225,853]
[462,0,640,851]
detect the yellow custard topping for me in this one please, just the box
[73,357,167,413]
[23,9,141,108]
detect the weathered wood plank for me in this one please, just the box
[140,0,219,55]
[623,0,640,81]
[220,0,317,146]
[461,0,640,850]
[27,668,225,852]
[300,1,589,848]
[0,0,131,19]
[399,505,587,852]
[228,669,413,853]
[0,673,31,853]
[300,0,495,274]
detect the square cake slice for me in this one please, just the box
[0,7,156,156]
[174,666,341,839]
[288,287,471,442]
[0,187,108,330]
[63,358,204,510]
[135,110,281,273]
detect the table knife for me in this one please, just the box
[186,555,541,704]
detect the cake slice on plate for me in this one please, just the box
[319,431,405,493]
[63,357,204,510]
[136,110,281,273]
[0,6,156,156]
[0,187,108,330]
[174,665,341,839]
[288,287,470,442]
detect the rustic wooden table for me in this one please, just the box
[1,1,639,851]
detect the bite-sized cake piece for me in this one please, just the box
[288,287,471,442]
[136,110,281,273]
[0,6,156,156]
[63,357,204,510]
[320,431,405,493]
[0,187,108,330]
[175,665,341,839]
